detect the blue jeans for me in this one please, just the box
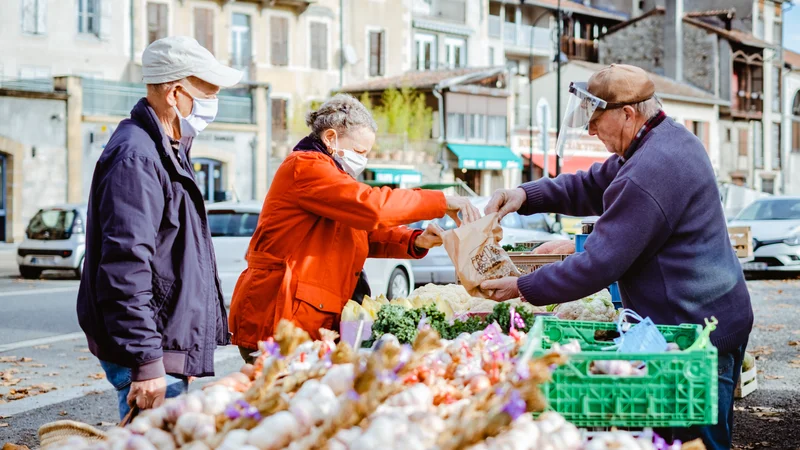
[659,342,747,450]
[99,360,188,421]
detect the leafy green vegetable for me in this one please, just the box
[364,301,539,347]
[484,302,536,334]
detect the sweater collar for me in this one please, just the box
[621,110,667,163]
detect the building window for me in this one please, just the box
[368,30,385,77]
[469,114,486,141]
[687,120,709,152]
[231,13,252,79]
[414,33,436,71]
[488,115,507,143]
[309,22,329,70]
[773,20,782,45]
[147,2,168,44]
[270,16,289,67]
[738,128,748,156]
[22,0,46,35]
[488,47,495,66]
[772,123,781,169]
[761,177,774,195]
[271,98,288,137]
[194,8,214,53]
[447,113,466,140]
[726,128,732,143]
[444,37,466,69]
[772,66,781,113]
[754,122,764,169]
[193,158,226,202]
[77,0,100,36]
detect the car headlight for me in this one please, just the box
[783,235,800,246]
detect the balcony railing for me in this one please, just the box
[413,0,466,23]
[489,15,501,38]
[82,78,254,123]
[731,91,764,117]
[0,77,55,93]
[503,24,551,52]
[561,36,598,62]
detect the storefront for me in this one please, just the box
[445,143,522,197]
[363,167,423,188]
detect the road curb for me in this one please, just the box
[0,346,242,417]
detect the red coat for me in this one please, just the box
[229,151,447,346]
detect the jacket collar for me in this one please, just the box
[130,98,194,180]
[293,134,344,171]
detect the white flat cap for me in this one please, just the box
[142,36,243,87]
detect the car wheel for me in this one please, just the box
[20,266,42,280]
[386,268,410,300]
[74,256,85,280]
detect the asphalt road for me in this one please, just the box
[0,247,798,449]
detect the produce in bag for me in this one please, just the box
[441,213,521,298]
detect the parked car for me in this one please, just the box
[728,196,800,271]
[408,197,569,285]
[17,204,87,279]
[206,201,415,305]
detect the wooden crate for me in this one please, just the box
[735,362,758,399]
[728,226,753,259]
[509,254,569,275]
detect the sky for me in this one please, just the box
[786,1,800,52]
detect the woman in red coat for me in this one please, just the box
[229,94,479,361]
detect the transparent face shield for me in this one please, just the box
[555,82,607,162]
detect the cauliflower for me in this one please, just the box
[554,289,617,322]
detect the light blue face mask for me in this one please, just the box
[613,309,668,354]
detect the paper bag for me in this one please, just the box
[442,213,521,298]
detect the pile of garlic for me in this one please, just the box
[43,320,703,450]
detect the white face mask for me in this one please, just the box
[173,95,218,138]
[332,137,368,178]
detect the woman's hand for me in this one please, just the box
[414,223,445,250]
[445,196,481,226]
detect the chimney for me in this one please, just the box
[664,0,683,82]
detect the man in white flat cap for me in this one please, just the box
[77,36,243,420]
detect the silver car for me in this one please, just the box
[17,204,88,279]
[409,197,568,285]
[728,196,800,271]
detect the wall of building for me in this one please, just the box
[683,23,717,94]
[783,72,800,195]
[0,0,132,80]
[599,13,665,75]
[345,0,411,83]
[0,96,68,228]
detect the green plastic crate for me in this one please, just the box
[530,316,718,428]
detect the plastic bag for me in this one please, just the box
[441,213,521,298]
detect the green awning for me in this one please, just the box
[368,168,423,184]
[446,144,522,170]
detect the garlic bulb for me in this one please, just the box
[143,429,175,450]
[246,411,300,450]
[128,417,153,435]
[321,363,355,395]
[202,385,236,415]
[173,412,215,446]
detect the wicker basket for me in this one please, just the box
[38,420,107,448]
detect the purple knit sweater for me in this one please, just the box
[517,117,752,352]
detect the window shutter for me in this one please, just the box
[369,31,379,76]
[379,31,386,76]
[99,0,112,39]
[22,0,35,34]
[738,128,748,156]
[36,0,47,34]
[271,17,288,66]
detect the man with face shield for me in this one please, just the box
[77,36,243,420]
[482,64,752,450]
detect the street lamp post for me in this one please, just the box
[555,0,562,179]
